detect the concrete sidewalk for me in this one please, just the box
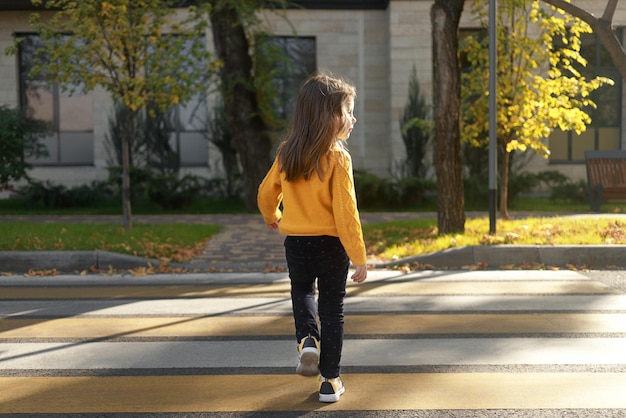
[2,212,626,273]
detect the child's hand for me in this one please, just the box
[351,264,367,283]
[267,222,279,230]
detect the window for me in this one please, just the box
[255,35,316,126]
[159,35,315,167]
[549,31,622,163]
[267,36,316,121]
[17,34,94,165]
[166,87,209,167]
[105,35,210,169]
[157,37,209,167]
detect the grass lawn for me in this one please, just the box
[0,196,249,215]
[0,222,221,263]
[362,214,626,261]
[1,196,625,263]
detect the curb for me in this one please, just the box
[375,245,626,269]
[2,245,626,273]
[0,251,172,273]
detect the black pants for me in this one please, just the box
[284,235,350,379]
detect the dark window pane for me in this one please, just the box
[17,33,93,165]
[149,36,209,166]
[265,36,316,120]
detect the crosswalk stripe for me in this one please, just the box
[3,294,626,317]
[3,313,626,338]
[0,280,615,299]
[2,338,626,369]
[0,270,624,414]
[2,373,626,413]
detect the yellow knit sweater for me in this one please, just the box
[257,148,367,266]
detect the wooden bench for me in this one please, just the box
[585,150,626,211]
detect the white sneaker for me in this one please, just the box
[296,335,320,376]
[319,376,345,402]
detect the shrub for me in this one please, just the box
[147,173,204,210]
[535,170,588,204]
[464,173,535,207]
[354,171,435,210]
[464,175,489,207]
[535,170,569,186]
[202,175,243,200]
[464,169,590,208]
[508,172,541,203]
[395,177,436,207]
[106,165,153,200]
[550,179,588,204]
[354,171,395,209]
[22,180,113,209]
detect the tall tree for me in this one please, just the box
[431,0,466,234]
[23,0,217,229]
[541,0,626,82]
[208,0,273,211]
[462,0,613,219]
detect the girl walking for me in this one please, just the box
[257,72,367,403]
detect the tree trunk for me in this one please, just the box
[431,0,466,234]
[121,109,134,231]
[210,5,272,211]
[499,149,510,220]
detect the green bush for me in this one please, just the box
[464,176,489,206]
[534,170,588,204]
[147,173,204,210]
[106,165,153,200]
[464,169,590,209]
[201,176,244,200]
[464,173,539,207]
[354,171,395,209]
[22,180,113,209]
[550,178,588,204]
[354,171,435,210]
[508,172,541,203]
[395,177,436,207]
[535,170,569,186]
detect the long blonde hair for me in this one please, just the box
[277,73,356,182]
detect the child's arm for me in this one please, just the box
[257,159,283,227]
[331,151,368,268]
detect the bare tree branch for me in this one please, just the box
[603,0,618,22]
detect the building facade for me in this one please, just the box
[0,0,624,190]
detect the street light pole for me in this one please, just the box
[488,0,498,234]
